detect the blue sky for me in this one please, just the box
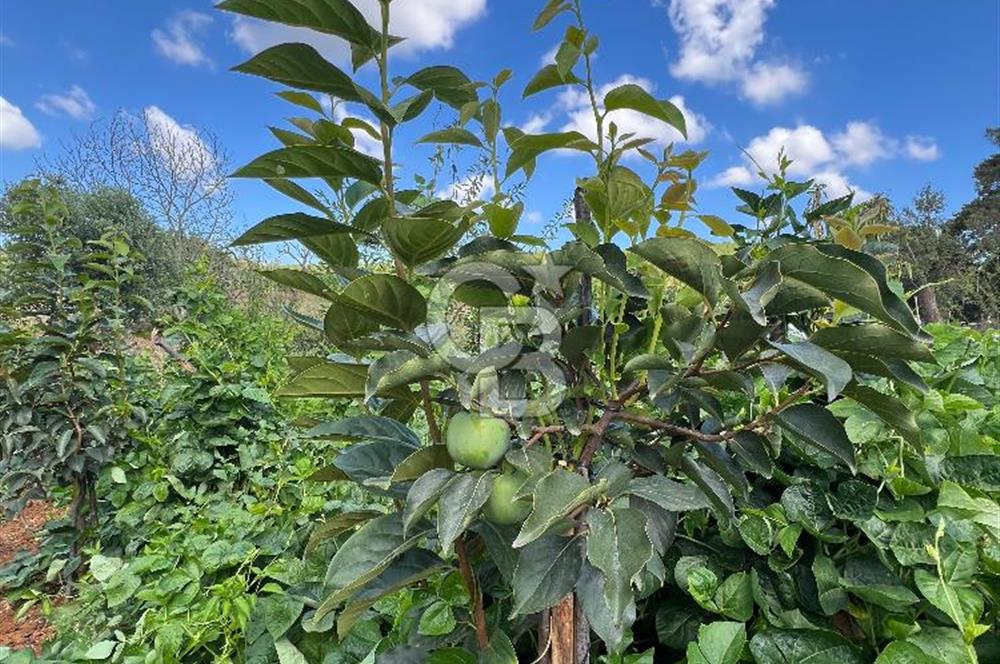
[1,0,997,243]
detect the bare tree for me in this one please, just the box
[40,108,234,262]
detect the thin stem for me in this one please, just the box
[572,0,603,165]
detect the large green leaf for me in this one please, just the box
[339,274,427,331]
[233,43,363,101]
[265,178,331,215]
[914,569,984,638]
[810,324,934,363]
[301,233,359,268]
[585,506,652,625]
[402,468,453,535]
[511,533,583,615]
[513,468,605,547]
[259,268,335,300]
[436,471,496,555]
[391,446,453,483]
[630,237,723,306]
[305,415,420,445]
[522,64,582,98]
[842,555,919,609]
[276,361,368,398]
[626,475,712,512]
[842,384,921,446]
[383,217,466,267]
[749,630,867,664]
[506,131,597,176]
[416,127,482,147]
[217,0,380,51]
[233,145,383,184]
[769,243,919,334]
[770,340,852,401]
[316,513,426,619]
[405,66,476,108]
[233,213,356,246]
[774,403,856,473]
[603,83,686,138]
[686,621,746,664]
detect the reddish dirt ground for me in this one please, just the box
[0,500,64,655]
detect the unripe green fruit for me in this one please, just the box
[484,473,532,525]
[445,412,511,470]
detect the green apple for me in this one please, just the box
[446,412,511,469]
[484,472,532,525]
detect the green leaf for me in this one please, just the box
[812,555,848,615]
[842,555,919,610]
[810,324,934,363]
[576,560,634,652]
[391,446,453,483]
[233,43,371,105]
[83,641,116,660]
[259,268,335,300]
[626,475,712,512]
[437,471,496,555]
[259,593,304,639]
[306,511,382,554]
[306,415,420,445]
[770,340,852,401]
[317,513,425,619]
[419,600,457,636]
[265,178,331,215]
[842,384,921,446]
[533,0,571,30]
[775,403,856,473]
[232,213,356,246]
[697,215,736,237]
[914,569,984,638]
[714,572,752,621]
[300,233,359,268]
[513,468,606,547]
[629,237,723,306]
[749,629,867,664]
[938,455,1000,491]
[406,66,476,108]
[217,0,380,52]
[603,83,687,138]
[523,64,582,98]
[233,145,383,184]
[686,621,746,664]
[277,361,368,398]
[479,630,518,664]
[403,468,454,535]
[906,627,976,664]
[383,217,466,267]
[875,641,944,664]
[511,533,582,615]
[769,243,920,335]
[506,131,596,176]
[90,554,123,583]
[339,274,427,331]
[417,127,483,147]
[585,507,652,625]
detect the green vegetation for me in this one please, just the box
[0,2,997,664]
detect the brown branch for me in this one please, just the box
[577,380,644,470]
[455,535,490,650]
[525,425,567,448]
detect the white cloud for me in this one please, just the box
[903,135,941,161]
[144,106,216,180]
[663,0,807,105]
[153,11,214,68]
[520,112,552,134]
[559,74,710,148]
[741,62,807,105]
[831,121,894,166]
[710,120,936,201]
[36,85,96,120]
[0,97,42,150]
[710,165,755,187]
[230,0,487,63]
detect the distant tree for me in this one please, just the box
[948,128,1000,324]
[40,108,234,263]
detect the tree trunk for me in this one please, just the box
[550,595,576,664]
[916,286,942,323]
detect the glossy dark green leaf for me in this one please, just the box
[749,629,867,664]
[843,384,921,446]
[259,268,335,300]
[405,66,476,108]
[770,340,852,401]
[232,145,383,185]
[630,237,723,306]
[416,127,482,147]
[626,475,712,512]
[437,471,496,555]
[513,468,605,547]
[810,324,934,363]
[339,274,427,331]
[217,0,380,51]
[586,506,652,624]
[775,403,856,473]
[276,361,368,398]
[391,446,453,483]
[511,533,582,615]
[383,217,466,267]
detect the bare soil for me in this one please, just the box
[0,500,64,655]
